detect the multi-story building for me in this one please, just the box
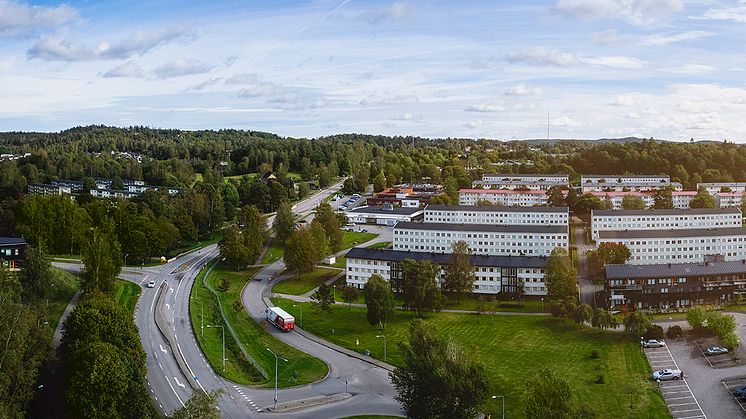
[345,247,548,295]
[51,179,85,192]
[0,237,26,271]
[89,189,140,199]
[699,182,746,195]
[424,204,569,226]
[27,183,72,196]
[126,184,182,196]
[716,192,745,208]
[346,206,424,226]
[605,259,746,309]
[393,222,567,256]
[588,191,696,210]
[597,226,746,265]
[472,173,569,190]
[590,208,742,240]
[580,175,680,193]
[459,189,556,206]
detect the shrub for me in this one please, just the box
[595,374,605,384]
[643,324,664,340]
[590,349,600,359]
[232,300,242,312]
[550,301,567,318]
[722,332,739,351]
[218,277,230,292]
[687,306,706,329]
[666,325,683,339]
[707,311,736,340]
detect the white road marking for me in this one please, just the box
[174,377,186,388]
[159,344,167,354]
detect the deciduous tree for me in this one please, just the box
[544,247,578,302]
[442,241,474,302]
[621,195,646,210]
[400,259,443,316]
[170,389,224,419]
[310,283,334,321]
[690,186,716,208]
[81,226,122,293]
[364,274,395,330]
[272,201,295,243]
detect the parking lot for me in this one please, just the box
[722,377,746,414]
[692,336,739,369]
[643,345,706,419]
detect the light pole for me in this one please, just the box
[333,284,336,301]
[124,253,130,275]
[201,304,204,336]
[541,297,544,313]
[376,334,387,362]
[492,395,505,419]
[207,325,225,372]
[293,304,303,329]
[267,348,288,409]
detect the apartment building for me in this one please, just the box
[605,259,746,309]
[51,179,85,193]
[424,204,569,226]
[588,191,696,210]
[345,247,548,295]
[590,208,742,240]
[472,173,569,190]
[716,193,745,208]
[27,183,72,196]
[393,222,567,256]
[89,189,140,199]
[699,182,746,195]
[0,237,26,271]
[597,227,746,265]
[580,175,680,193]
[482,173,569,183]
[459,189,555,206]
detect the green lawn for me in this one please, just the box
[261,240,284,264]
[169,231,223,258]
[341,231,378,250]
[271,268,340,295]
[45,268,80,332]
[190,262,328,387]
[113,280,141,315]
[367,241,392,249]
[332,255,346,268]
[271,298,667,418]
[342,416,404,419]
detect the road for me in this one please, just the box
[574,223,602,308]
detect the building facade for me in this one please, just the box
[588,191,696,210]
[698,182,746,195]
[0,237,26,271]
[590,208,742,240]
[459,189,554,206]
[424,204,569,226]
[27,183,72,196]
[580,175,680,193]
[346,206,424,226]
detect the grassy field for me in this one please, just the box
[190,262,328,387]
[261,240,284,264]
[271,268,340,295]
[367,241,392,249]
[46,268,80,332]
[341,231,378,250]
[271,298,667,418]
[113,280,141,315]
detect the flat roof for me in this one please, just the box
[582,174,670,179]
[598,226,746,240]
[394,221,567,234]
[0,237,26,246]
[483,173,567,178]
[426,204,568,213]
[348,206,422,216]
[345,247,548,268]
[592,208,741,217]
[606,260,746,279]
[459,189,548,195]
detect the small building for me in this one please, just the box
[0,237,26,271]
[346,205,423,226]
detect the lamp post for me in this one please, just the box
[541,297,544,313]
[293,304,303,329]
[376,335,387,362]
[124,253,130,275]
[266,348,288,409]
[492,395,505,419]
[333,284,336,301]
[207,325,225,372]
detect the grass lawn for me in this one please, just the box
[342,416,404,419]
[170,231,222,258]
[190,262,328,387]
[271,298,667,419]
[341,231,378,250]
[367,241,391,249]
[113,280,141,315]
[51,253,81,261]
[271,268,340,295]
[45,268,80,332]
[261,240,284,264]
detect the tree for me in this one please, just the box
[475,199,493,206]
[310,283,334,321]
[653,188,673,209]
[219,225,251,270]
[524,367,574,419]
[623,311,650,336]
[400,259,444,316]
[341,285,359,309]
[20,246,53,301]
[591,308,616,330]
[573,303,593,324]
[81,226,122,293]
[544,247,578,301]
[272,201,295,243]
[239,205,267,264]
[170,389,224,419]
[313,202,342,252]
[442,241,474,302]
[297,182,309,199]
[429,193,455,205]
[596,242,632,265]
[621,195,646,210]
[284,225,327,275]
[687,306,707,329]
[572,193,605,218]
[690,186,716,208]
[364,274,395,330]
[390,319,489,419]
[373,171,387,193]
[547,185,566,207]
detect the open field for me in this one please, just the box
[46,268,80,331]
[113,280,141,315]
[341,231,378,250]
[271,268,340,295]
[271,298,667,418]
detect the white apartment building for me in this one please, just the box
[393,222,567,256]
[699,182,746,195]
[345,247,549,295]
[89,189,140,199]
[580,175,680,193]
[717,193,744,208]
[590,208,742,240]
[126,184,182,196]
[459,189,556,206]
[482,173,569,183]
[27,184,72,196]
[424,204,569,226]
[597,226,746,265]
[589,191,696,210]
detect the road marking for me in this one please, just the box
[174,377,185,388]
[165,303,170,310]
[159,344,167,354]
[163,376,185,407]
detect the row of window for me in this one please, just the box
[1,248,20,256]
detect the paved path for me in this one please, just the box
[574,223,603,307]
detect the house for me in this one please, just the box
[0,237,26,271]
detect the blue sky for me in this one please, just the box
[2,0,746,140]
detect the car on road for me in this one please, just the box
[652,369,683,381]
[642,339,666,348]
[706,346,729,356]
[734,385,746,398]
[147,281,156,288]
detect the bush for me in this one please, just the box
[722,332,739,351]
[590,349,600,359]
[218,277,230,292]
[687,306,707,329]
[643,324,664,340]
[707,311,736,340]
[550,301,567,318]
[666,325,683,339]
[595,374,605,384]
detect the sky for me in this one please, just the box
[1,0,746,141]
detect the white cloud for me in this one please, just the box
[464,103,504,112]
[641,30,711,46]
[225,73,261,85]
[504,83,542,96]
[362,2,414,24]
[153,59,215,78]
[555,0,684,25]
[393,112,422,121]
[583,56,646,69]
[101,61,145,78]
[464,120,484,129]
[506,47,579,67]
[552,115,583,128]
[359,93,419,105]
[191,78,223,90]
[664,64,717,76]
[612,94,637,107]
[236,82,286,98]
[0,1,78,37]
[696,4,746,23]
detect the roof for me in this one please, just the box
[394,221,567,234]
[698,182,746,186]
[348,206,422,216]
[582,174,670,179]
[0,237,26,246]
[345,247,548,268]
[459,189,548,195]
[592,208,741,217]
[426,204,568,213]
[598,226,746,240]
[606,260,746,279]
[483,173,568,178]
[588,191,696,197]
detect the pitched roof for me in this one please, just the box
[598,226,746,240]
[606,260,746,279]
[0,237,26,246]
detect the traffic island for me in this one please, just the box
[267,392,352,413]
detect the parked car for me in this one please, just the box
[734,385,746,398]
[642,339,666,348]
[652,369,683,381]
[706,346,729,356]
[147,281,156,288]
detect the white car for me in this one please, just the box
[652,369,683,381]
[147,281,156,288]
[642,339,666,348]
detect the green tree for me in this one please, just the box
[313,202,342,252]
[219,225,251,270]
[687,306,707,329]
[596,242,632,265]
[284,224,328,275]
[547,185,566,207]
[442,241,474,302]
[544,247,578,301]
[364,274,395,330]
[373,171,387,193]
[297,182,310,199]
[310,283,334,321]
[170,389,224,419]
[690,186,716,208]
[390,319,489,419]
[20,246,53,301]
[653,188,673,209]
[573,303,593,324]
[524,367,574,419]
[341,285,359,309]
[239,205,267,264]
[623,311,651,337]
[272,201,295,243]
[400,259,444,316]
[591,308,617,330]
[621,195,646,210]
[81,226,122,293]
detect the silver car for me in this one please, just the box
[642,339,666,348]
[652,369,683,381]
[706,346,729,356]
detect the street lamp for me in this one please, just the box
[207,325,225,372]
[333,284,336,301]
[124,253,130,275]
[541,297,544,313]
[376,335,387,362]
[293,304,303,329]
[492,395,505,419]
[266,348,288,409]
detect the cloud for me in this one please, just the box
[359,93,419,105]
[663,64,717,76]
[612,94,637,107]
[236,82,286,98]
[641,31,711,46]
[0,1,78,37]
[362,2,414,24]
[696,4,746,23]
[555,0,684,25]
[153,59,215,78]
[504,83,542,96]
[552,115,582,128]
[101,61,145,78]
[27,27,195,61]
[191,78,223,90]
[464,103,504,113]
[393,112,422,121]
[506,47,579,67]
[583,56,646,69]
[225,73,261,85]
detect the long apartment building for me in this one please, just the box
[345,247,549,295]
[597,226,746,265]
[424,204,569,226]
[580,175,681,193]
[459,188,558,206]
[589,191,696,210]
[699,182,746,195]
[472,173,569,190]
[393,221,567,256]
[591,208,742,240]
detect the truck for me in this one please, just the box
[266,307,295,332]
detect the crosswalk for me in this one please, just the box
[232,384,262,412]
